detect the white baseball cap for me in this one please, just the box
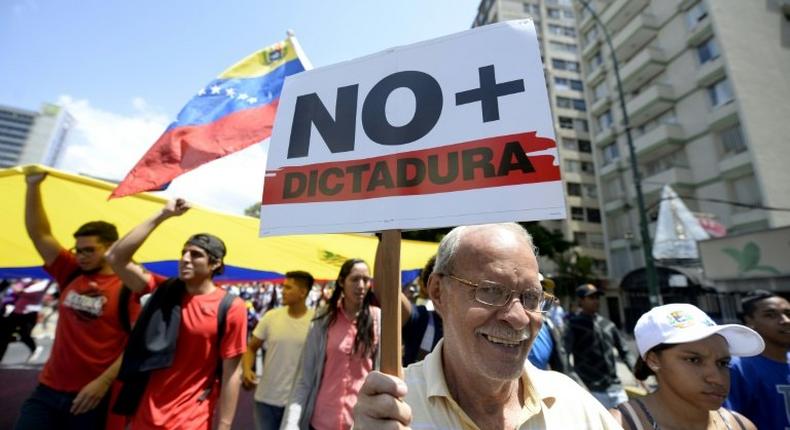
[634,303,764,359]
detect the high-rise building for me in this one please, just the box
[0,103,75,168]
[473,0,608,279]
[574,0,790,283]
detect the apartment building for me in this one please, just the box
[575,0,790,283]
[0,103,74,168]
[473,0,608,278]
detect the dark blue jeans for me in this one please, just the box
[14,384,109,430]
[253,401,285,430]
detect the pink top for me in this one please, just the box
[310,304,379,430]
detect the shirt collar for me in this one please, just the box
[424,340,556,416]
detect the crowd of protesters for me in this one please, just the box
[3,172,789,429]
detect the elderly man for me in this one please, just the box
[353,223,620,429]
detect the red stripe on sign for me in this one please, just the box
[262,131,560,205]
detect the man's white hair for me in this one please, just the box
[433,223,537,276]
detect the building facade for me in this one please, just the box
[473,0,608,280]
[574,0,790,285]
[0,103,74,168]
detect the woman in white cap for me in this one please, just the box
[611,303,763,430]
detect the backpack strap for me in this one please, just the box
[117,286,132,333]
[198,290,236,401]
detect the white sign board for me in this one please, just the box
[699,225,790,280]
[260,20,565,236]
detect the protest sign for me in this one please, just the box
[260,20,564,236]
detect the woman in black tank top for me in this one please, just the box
[608,304,763,430]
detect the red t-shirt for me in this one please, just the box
[131,281,247,430]
[41,250,141,393]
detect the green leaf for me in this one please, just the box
[741,242,761,271]
[753,265,782,275]
[722,247,743,270]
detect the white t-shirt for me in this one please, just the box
[252,306,314,406]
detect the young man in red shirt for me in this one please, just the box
[106,198,246,430]
[16,173,137,430]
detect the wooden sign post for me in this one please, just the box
[375,229,403,378]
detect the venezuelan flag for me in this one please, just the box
[111,37,309,198]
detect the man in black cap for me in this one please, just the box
[565,284,635,409]
[105,198,247,430]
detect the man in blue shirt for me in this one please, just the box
[726,290,790,430]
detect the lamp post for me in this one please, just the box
[576,0,661,307]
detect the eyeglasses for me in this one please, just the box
[444,273,557,314]
[69,246,98,256]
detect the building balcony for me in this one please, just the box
[621,46,668,93]
[707,101,739,131]
[612,13,659,62]
[590,94,611,116]
[599,158,625,178]
[604,196,628,213]
[625,83,675,127]
[731,209,768,230]
[586,63,607,85]
[687,17,714,47]
[578,6,596,33]
[600,0,650,35]
[582,38,602,60]
[641,167,694,196]
[634,123,685,160]
[719,151,752,179]
[594,125,617,147]
[696,56,726,88]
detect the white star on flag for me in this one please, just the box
[237,93,249,101]
[225,88,236,98]
[210,85,221,95]
[247,97,258,104]
[197,88,206,96]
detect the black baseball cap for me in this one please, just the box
[576,283,601,298]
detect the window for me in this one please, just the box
[708,78,734,108]
[562,8,575,19]
[575,118,589,133]
[686,2,708,30]
[593,80,608,101]
[567,182,582,196]
[565,159,580,172]
[555,77,570,91]
[570,79,584,91]
[603,177,624,201]
[587,51,604,73]
[578,140,592,153]
[573,98,587,112]
[549,41,578,53]
[552,58,580,72]
[562,137,578,151]
[581,161,595,174]
[697,37,720,64]
[642,150,689,177]
[583,26,599,47]
[559,116,574,129]
[556,96,572,109]
[523,3,541,16]
[574,232,588,246]
[719,124,747,157]
[571,206,585,221]
[602,142,620,165]
[730,174,760,212]
[597,110,614,132]
[586,208,602,223]
[548,24,576,37]
[547,7,561,19]
[583,184,598,198]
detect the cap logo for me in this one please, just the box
[665,310,715,329]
